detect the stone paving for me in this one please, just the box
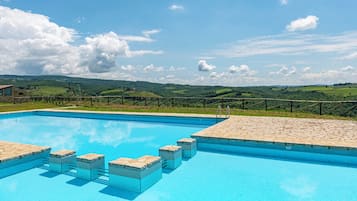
[0,141,50,162]
[193,116,357,148]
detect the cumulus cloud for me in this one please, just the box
[0,6,81,75]
[341,65,354,72]
[80,32,130,73]
[286,16,319,32]
[143,64,164,72]
[229,64,256,76]
[270,66,297,76]
[302,66,311,73]
[169,4,184,11]
[301,66,357,83]
[121,65,135,71]
[198,60,216,71]
[0,6,163,75]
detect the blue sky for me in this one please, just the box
[0,0,356,86]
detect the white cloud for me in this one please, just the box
[143,64,164,72]
[198,60,216,71]
[169,4,184,11]
[229,64,256,76]
[280,0,288,5]
[142,29,161,37]
[195,56,216,60]
[270,66,297,76]
[340,52,357,60]
[0,6,163,75]
[301,66,357,84]
[0,6,81,75]
[121,65,135,71]
[117,35,154,43]
[286,16,319,32]
[341,65,354,72]
[209,72,225,79]
[302,66,311,73]
[168,66,185,71]
[214,32,357,58]
[128,50,163,57]
[118,29,160,43]
[80,32,130,73]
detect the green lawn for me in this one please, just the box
[0,102,355,121]
[0,102,57,112]
[216,88,233,95]
[172,89,187,95]
[30,86,68,96]
[100,88,124,96]
[291,86,357,97]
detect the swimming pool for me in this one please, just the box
[0,111,218,162]
[1,111,357,201]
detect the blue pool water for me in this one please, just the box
[1,111,357,201]
[1,151,357,201]
[0,111,214,162]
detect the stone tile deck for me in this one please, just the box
[0,141,50,162]
[193,116,357,149]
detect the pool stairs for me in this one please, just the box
[43,137,198,193]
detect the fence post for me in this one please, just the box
[265,99,268,111]
[290,101,293,113]
[107,97,110,105]
[121,96,124,104]
[203,99,206,108]
[90,97,93,106]
[319,102,322,115]
[144,97,147,106]
[171,98,174,107]
[157,98,160,107]
[242,99,245,110]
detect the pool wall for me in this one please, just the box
[33,111,224,126]
[0,150,50,178]
[194,136,357,166]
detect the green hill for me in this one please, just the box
[0,75,356,101]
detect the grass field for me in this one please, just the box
[0,102,57,112]
[30,86,68,96]
[0,102,355,121]
[290,86,357,97]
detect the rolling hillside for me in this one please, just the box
[0,75,356,101]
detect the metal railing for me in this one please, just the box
[8,95,357,117]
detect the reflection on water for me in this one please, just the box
[0,115,203,160]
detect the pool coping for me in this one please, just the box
[192,115,357,151]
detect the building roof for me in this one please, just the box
[0,85,13,90]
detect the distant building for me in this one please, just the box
[0,85,14,97]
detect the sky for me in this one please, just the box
[0,0,356,86]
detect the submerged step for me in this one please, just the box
[76,153,105,180]
[49,150,76,173]
[108,155,162,193]
[159,145,182,169]
[0,141,50,178]
[177,138,197,159]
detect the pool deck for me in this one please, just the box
[0,141,50,163]
[193,116,357,149]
